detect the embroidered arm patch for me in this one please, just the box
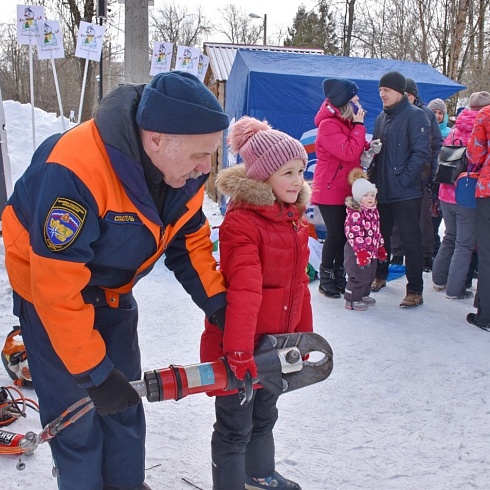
[44,197,87,252]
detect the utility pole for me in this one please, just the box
[124,0,150,83]
[0,85,13,228]
[97,0,107,101]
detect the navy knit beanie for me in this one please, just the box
[136,71,229,134]
[322,78,359,108]
[405,78,418,97]
[379,71,406,95]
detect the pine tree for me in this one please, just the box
[284,1,338,54]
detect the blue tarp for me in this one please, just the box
[225,50,465,158]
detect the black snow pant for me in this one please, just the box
[473,197,490,326]
[211,389,279,490]
[376,198,424,294]
[391,185,434,260]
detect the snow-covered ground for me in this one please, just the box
[1,101,489,489]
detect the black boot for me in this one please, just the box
[319,266,340,298]
[334,266,346,293]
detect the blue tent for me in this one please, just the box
[225,50,464,163]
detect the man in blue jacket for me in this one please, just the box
[369,71,431,307]
[2,72,229,489]
[390,78,443,272]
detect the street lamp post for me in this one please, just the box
[249,13,267,45]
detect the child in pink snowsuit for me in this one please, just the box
[344,168,387,310]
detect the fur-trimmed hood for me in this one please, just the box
[216,163,311,208]
[345,196,361,210]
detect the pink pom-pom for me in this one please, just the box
[228,116,270,153]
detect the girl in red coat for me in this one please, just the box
[311,78,381,299]
[201,116,313,490]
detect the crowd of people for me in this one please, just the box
[312,71,488,319]
[1,66,488,490]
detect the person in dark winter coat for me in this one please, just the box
[1,71,230,490]
[369,71,431,307]
[200,117,312,490]
[344,168,387,310]
[311,78,382,299]
[390,78,443,272]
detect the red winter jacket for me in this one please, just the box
[311,100,369,205]
[200,165,313,372]
[467,105,490,199]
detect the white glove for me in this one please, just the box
[370,139,382,154]
[361,149,374,169]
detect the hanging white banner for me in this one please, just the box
[75,21,106,62]
[196,53,210,83]
[150,42,174,76]
[16,4,44,45]
[175,46,200,76]
[37,20,65,60]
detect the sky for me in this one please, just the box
[1,101,490,489]
[0,1,313,44]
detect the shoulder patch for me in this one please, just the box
[44,197,87,252]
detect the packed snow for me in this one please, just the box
[1,101,489,489]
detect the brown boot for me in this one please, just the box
[400,292,423,308]
[371,278,387,292]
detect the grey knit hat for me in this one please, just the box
[428,98,447,114]
[136,71,229,134]
[468,91,490,111]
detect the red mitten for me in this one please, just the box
[226,352,258,381]
[378,246,388,262]
[355,250,371,267]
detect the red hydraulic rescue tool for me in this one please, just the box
[1,332,333,470]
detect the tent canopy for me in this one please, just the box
[225,50,464,147]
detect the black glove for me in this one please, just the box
[208,306,226,330]
[87,369,140,416]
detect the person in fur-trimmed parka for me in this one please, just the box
[344,168,387,311]
[200,116,312,490]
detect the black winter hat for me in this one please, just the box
[136,71,229,134]
[405,78,418,97]
[379,71,406,95]
[322,78,359,109]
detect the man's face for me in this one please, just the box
[407,93,416,105]
[150,132,222,188]
[379,87,403,108]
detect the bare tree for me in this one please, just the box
[0,24,30,103]
[215,5,263,45]
[150,3,212,47]
[343,0,356,56]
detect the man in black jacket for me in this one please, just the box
[370,71,431,307]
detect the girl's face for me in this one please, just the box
[360,191,377,208]
[266,158,305,204]
[433,109,445,123]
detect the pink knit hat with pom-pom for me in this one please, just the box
[228,116,307,181]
